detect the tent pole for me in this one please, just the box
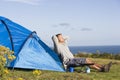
[1,20,14,51]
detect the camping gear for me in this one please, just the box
[0,16,64,72]
[69,67,74,72]
[85,66,90,73]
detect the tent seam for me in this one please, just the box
[12,31,36,69]
[17,31,36,54]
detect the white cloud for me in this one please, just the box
[3,0,42,5]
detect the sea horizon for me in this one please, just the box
[69,45,120,54]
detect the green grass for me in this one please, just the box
[8,58,120,80]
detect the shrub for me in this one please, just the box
[0,46,16,80]
[74,51,120,60]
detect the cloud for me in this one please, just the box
[3,0,41,5]
[51,23,93,32]
[51,23,70,28]
[51,23,71,28]
[80,28,92,31]
[59,23,70,27]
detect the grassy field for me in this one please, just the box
[7,58,120,80]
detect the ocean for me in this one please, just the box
[69,45,120,54]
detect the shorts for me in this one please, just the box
[66,58,86,67]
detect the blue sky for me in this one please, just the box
[0,0,120,46]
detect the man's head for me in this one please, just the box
[56,33,65,43]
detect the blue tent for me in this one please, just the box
[0,16,64,72]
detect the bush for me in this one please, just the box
[0,46,15,80]
[74,51,120,60]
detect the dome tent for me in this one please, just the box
[0,16,64,72]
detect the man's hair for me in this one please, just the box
[56,33,62,37]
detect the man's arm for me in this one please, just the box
[52,35,59,45]
[63,36,69,44]
[52,35,59,54]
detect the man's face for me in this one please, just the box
[57,34,65,43]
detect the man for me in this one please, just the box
[52,33,112,72]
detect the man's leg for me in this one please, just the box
[86,58,112,72]
[86,58,102,71]
[66,58,112,72]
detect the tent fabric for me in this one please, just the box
[0,16,31,55]
[0,16,64,72]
